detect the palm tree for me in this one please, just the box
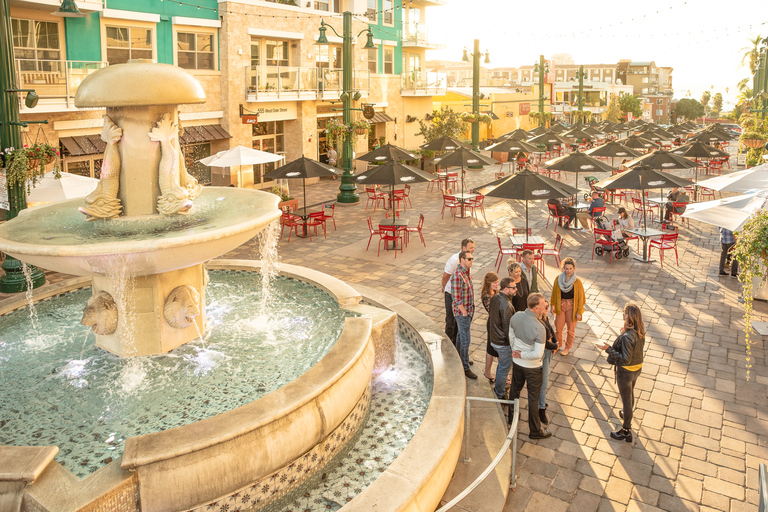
[737,87,753,108]
[741,35,765,73]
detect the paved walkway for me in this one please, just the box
[3,155,766,512]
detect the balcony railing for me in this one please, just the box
[401,71,446,95]
[15,59,108,110]
[245,65,369,99]
[402,23,442,48]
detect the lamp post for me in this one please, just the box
[753,39,768,119]
[533,55,549,127]
[575,65,587,124]
[317,13,375,204]
[461,40,489,151]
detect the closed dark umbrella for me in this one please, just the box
[542,150,616,195]
[420,136,468,152]
[264,156,339,212]
[354,161,435,218]
[478,169,578,240]
[357,143,418,163]
[595,164,693,231]
[431,147,496,195]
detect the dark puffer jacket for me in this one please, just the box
[606,329,644,368]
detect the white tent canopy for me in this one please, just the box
[682,190,768,232]
[696,164,768,192]
[27,171,98,207]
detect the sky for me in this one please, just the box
[425,0,767,111]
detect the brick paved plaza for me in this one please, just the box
[3,160,766,512]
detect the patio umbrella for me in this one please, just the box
[549,123,569,133]
[27,171,98,206]
[595,164,693,231]
[498,128,533,140]
[528,126,549,136]
[670,141,729,199]
[585,141,642,169]
[420,136,468,152]
[478,169,578,240]
[682,190,768,231]
[431,147,496,195]
[354,160,435,219]
[562,128,594,143]
[485,138,542,154]
[688,130,732,144]
[542,150,616,195]
[618,134,660,152]
[199,145,285,187]
[583,126,605,137]
[696,164,768,192]
[357,143,418,163]
[624,149,699,174]
[263,156,339,212]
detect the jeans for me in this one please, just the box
[720,242,739,275]
[455,314,472,370]
[492,343,512,399]
[617,367,641,429]
[444,292,458,346]
[538,348,552,410]
[510,362,544,435]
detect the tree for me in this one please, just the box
[712,93,724,116]
[605,95,622,123]
[740,34,765,74]
[701,91,711,109]
[416,107,465,142]
[673,98,705,121]
[617,93,642,120]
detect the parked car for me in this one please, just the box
[720,123,742,134]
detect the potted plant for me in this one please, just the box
[733,208,768,381]
[460,112,492,125]
[740,130,766,148]
[350,119,371,136]
[1,142,60,193]
[269,185,297,211]
[325,117,348,147]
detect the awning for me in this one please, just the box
[370,112,395,124]
[60,124,232,156]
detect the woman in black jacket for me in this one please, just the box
[598,304,645,443]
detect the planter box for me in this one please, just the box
[278,198,298,212]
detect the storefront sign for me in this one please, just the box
[241,115,259,124]
[519,103,531,115]
[252,102,297,122]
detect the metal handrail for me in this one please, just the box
[435,397,520,512]
[760,463,768,512]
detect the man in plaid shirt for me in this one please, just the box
[451,250,477,379]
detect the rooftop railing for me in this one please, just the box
[245,65,369,99]
[15,59,109,110]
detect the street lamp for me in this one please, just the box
[0,0,47,292]
[533,55,549,128]
[575,65,587,123]
[461,40,489,151]
[316,14,375,204]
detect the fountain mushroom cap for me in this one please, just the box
[75,60,206,108]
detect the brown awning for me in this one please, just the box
[60,124,232,156]
[370,112,395,124]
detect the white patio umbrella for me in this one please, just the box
[27,171,98,207]
[682,190,768,231]
[199,145,285,187]
[696,165,768,193]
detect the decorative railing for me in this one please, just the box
[402,23,441,47]
[401,71,446,94]
[14,59,108,110]
[245,66,369,98]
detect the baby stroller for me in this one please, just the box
[583,176,606,202]
[593,216,631,259]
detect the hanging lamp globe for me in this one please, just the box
[52,0,85,17]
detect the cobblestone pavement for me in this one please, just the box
[3,155,766,512]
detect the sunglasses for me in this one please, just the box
[464,257,474,261]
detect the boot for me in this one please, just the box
[610,428,632,443]
[539,408,549,425]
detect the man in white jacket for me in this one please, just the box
[509,292,551,439]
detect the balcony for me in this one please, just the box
[402,24,444,49]
[401,71,446,96]
[245,66,369,102]
[15,59,108,113]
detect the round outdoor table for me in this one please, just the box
[625,227,664,263]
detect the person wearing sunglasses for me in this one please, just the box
[489,277,517,401]
[451,250,476,379]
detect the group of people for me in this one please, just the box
[443,239,646,442]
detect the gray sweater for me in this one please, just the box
[509,309,545,368]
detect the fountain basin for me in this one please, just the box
[0,188,280,277]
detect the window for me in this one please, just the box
[641,88,649,94]
[366,0,377,20]
[105,26,152,65]
[177,32,214,70]
[11,19,60,71]
[252,121,285,186]
[656,109,663,116]
[383,0,393,24]
[265,40,289,66]
[368,48,377,73]
[314,0,329,11]
[641,77,649,83]
[251,40,260,66]
[383,48,393,74]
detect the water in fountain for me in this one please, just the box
[21,262,40,330]
[0,271,352,478]
[257,220,281,310]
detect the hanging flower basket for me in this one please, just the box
[355,127,368,135]
[742,138,764,148]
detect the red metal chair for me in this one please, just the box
[366,217,381,250]
[321,203,336,230]
[546,203,570,232]
[700,187,717,201]
[589,207,607,230]
[405,213,426,247]
[521,243,545,276]
[592,228,621,263]
[495,235,517,272]
[445,172,460,190]
[631,197,654,224]
[442,192,459,219]
[306,211,326,240]
[611,189,628,205]
[613,220,639,251]
[280,210,302,240]
[378,224,404,257]
[668,202,690,228]
[465,194,487,221]
[512,228,532,236]
[649,233,679,267]
[541,234,564,269]
[402,184,413,209]
[365,187,387,211]
[391,189,406,212]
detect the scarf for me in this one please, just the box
[558,271,577,293]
